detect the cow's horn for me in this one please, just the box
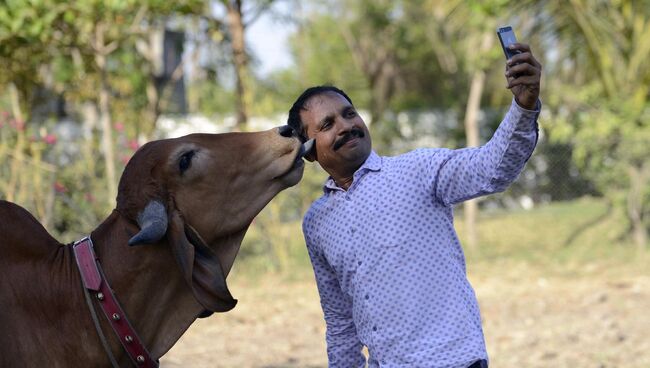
[128,200,168,246]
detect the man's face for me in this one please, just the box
[300,91,372,177]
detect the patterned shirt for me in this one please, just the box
[303,99,540,368]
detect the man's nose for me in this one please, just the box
[336,117,355,135]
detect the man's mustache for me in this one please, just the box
[333,129,365,151]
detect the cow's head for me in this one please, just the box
[115,126,312,314]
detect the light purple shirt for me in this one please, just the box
[302,99,540,368]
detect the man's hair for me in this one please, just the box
[287,85,354,142]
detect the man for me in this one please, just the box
[287,43,542,368]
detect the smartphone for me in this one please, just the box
[497,26,521,60]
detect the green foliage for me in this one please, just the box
[0,107,144,241]
[539,0,650,246]
[240,195,648,276]
[0,0,206,237]
[1,0,648,255]
[285,13,371,107]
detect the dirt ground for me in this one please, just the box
[161,263,650,368]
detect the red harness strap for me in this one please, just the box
[73,237,158,368]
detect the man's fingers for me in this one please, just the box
[506,75,540,89]
[506,62,539,78]
[508,42,530,54]
[507,43,543,70]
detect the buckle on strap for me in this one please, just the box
[73,237,102,291]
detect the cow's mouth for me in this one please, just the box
[275,139,314,182]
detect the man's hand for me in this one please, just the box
[505,43,542,110]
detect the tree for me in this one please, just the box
[538,0,650,249]
[208,0,276,130]
[418,0,512,250]
[0,0,67,222]
[0,1,204,237]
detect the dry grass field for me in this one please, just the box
[162,199,650,367]
[161,263,650,367]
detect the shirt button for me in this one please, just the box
[350,228,356,233]
[357,261,362,266]
[372,326,377,332]
[365,294,369,300]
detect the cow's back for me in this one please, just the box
[0,200,84,367]
[0,200,62,258]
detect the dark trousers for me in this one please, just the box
[468,360,488,368]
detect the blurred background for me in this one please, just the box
[1,0,649,367]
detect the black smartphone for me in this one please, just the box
[497,26,520,60]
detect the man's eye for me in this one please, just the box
[346,110,357,118]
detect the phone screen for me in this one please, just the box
[497,26,520,60]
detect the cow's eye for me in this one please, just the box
[179,151,195,174]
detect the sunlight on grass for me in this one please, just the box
[458,197,648,276]
[238,196,648,281]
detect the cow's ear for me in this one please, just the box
[303,138,316,162]
[304,149,316,162]
[166,210,237,313]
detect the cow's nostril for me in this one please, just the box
[278,125,294,138]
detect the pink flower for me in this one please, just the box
[43,134,57,145]
[54,182,67,193]
[114,122,124,132]
[11,119,25,131]
[127,139,139,151]
[120,155,132,165]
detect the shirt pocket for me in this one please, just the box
[362,205,410,250]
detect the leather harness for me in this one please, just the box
[73,237,158,368]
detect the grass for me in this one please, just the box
[234,196,649,281]
[460,196,649,277]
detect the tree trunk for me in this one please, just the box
[6,83,26,203]
[98,68,117,206]
[462,68,485,251]
[627,163,648,251]
[462,31,493,251]
[94,24,118,207]
[226,0,250,131]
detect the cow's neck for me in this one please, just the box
[89,210,203,359]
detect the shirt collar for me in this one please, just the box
[323,150,382,193]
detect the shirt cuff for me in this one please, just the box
[509,97,541,131]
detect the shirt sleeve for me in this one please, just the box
[303,218,366,368]
[426,98,541,206]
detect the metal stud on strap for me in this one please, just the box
[73,237,158,368]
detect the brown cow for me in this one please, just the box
[0,126,312,367]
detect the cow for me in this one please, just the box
[0,126,313,367]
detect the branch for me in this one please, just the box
[128,4,149,34]
[244,0,276,28]
[158,46,200,113]
[5,152,57,172]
